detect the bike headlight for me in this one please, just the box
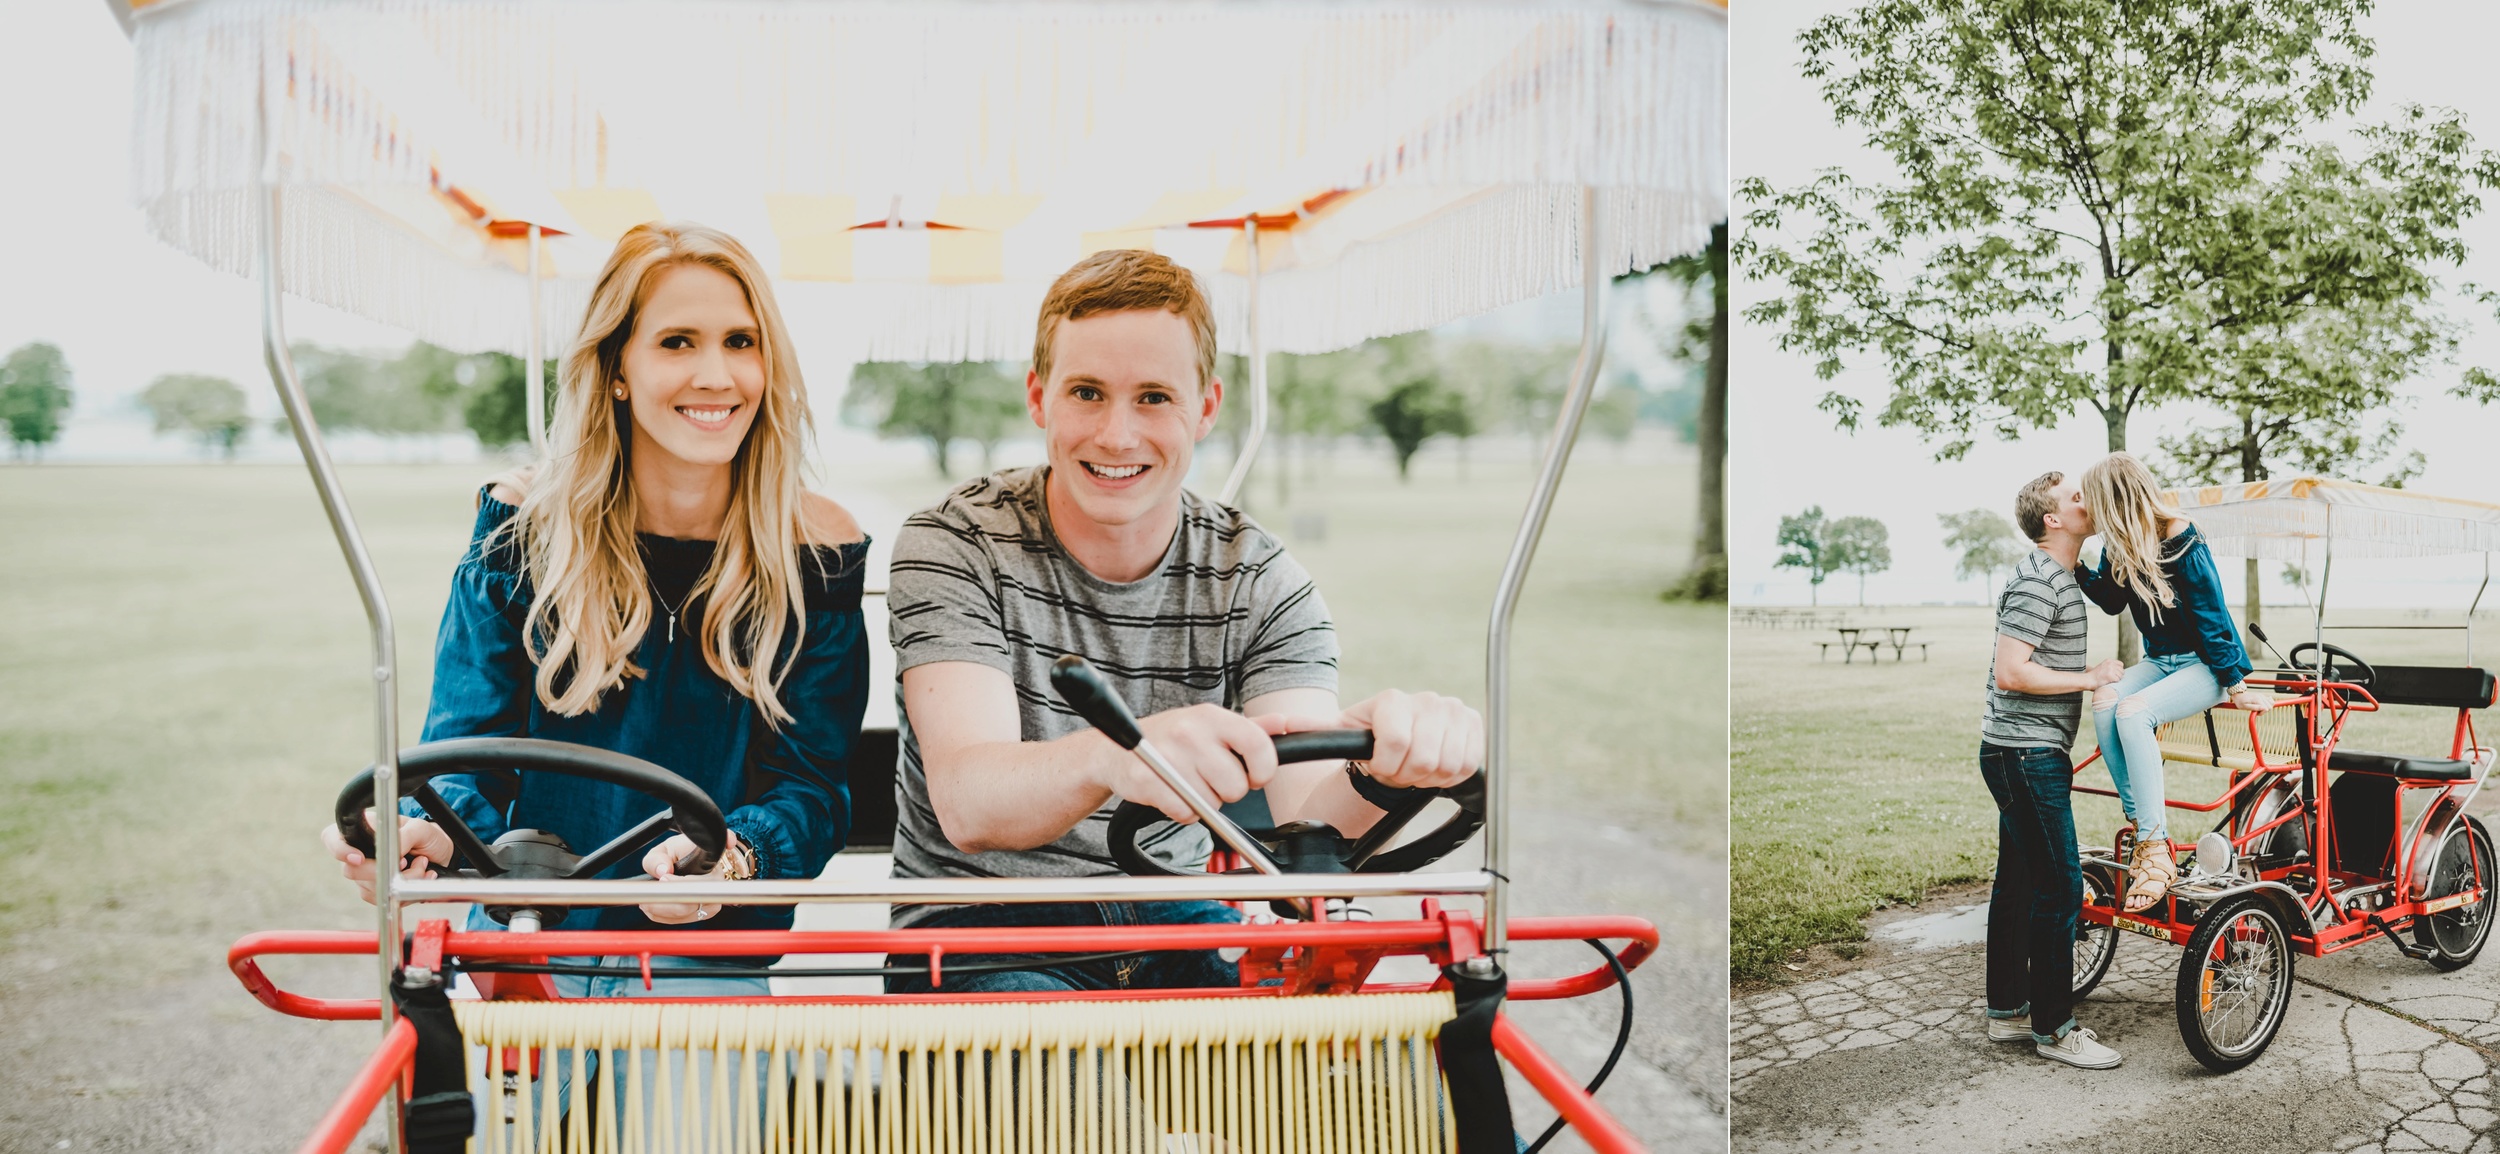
[2195,831,2237,879]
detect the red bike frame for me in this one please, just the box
[2071,674,2488,956]
[240,910,1658,1154]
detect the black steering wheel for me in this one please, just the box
[335,737,728,923]
[1104,729,1489,880]
[2284,641,2377,687]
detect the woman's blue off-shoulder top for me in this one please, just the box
[2078,522,2253,687]
[404,492,870,935]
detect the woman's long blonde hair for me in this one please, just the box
[503,222,819,725]
[2082,452,2184,623]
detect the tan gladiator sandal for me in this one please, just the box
[2124,838,2178,914]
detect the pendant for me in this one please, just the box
[667,612,676,643]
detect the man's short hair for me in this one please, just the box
[2015,472,2063,543]
[1032,250,1218,391]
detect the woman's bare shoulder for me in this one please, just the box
[801,491,866,545]
[479,464,536,509]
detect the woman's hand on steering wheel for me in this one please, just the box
[1267,689,1483,792]
[319,809,454,904]
[638,831,743,924]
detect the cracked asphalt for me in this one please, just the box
[1733,901,2500,1153]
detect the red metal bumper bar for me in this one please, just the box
[1491,1012,1644,1153]
[231,914,1658,1020]
[296,1017,415,1154]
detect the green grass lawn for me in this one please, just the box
[1731,601,2495,985]
[0,437,1720,1143]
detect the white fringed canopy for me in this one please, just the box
[121,0,1727,362]
[2171,478,2500,561]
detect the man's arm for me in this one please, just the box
[1995,632,2122,695]
[906,661,1283,853]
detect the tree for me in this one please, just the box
[1775,506,1839,607]
[461,353,557,449]
[1266,347,1368,503]
[1829,515,1893,608]
[140,373,250,459]
[0,342,73,460]
[2153,293,2442,635]
[292,342,466,436]
[1939,508,2026,604]
[1739,0,2500,656]
[844,360,1025,478]
[1367,377,1473,481]
[1661,221,1729,601]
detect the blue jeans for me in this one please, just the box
[2092,653,2226,842]
[1979,743,2083,1044]
[884,901,1243,994]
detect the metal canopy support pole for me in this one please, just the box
[2469,553,2489,667]
[1481,188,1610,963]
[1218,218,1265,506]
[259,97,403,1153]
[526,223,547,457]
[2315,510,2335,748]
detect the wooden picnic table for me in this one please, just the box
[1883,626,1929,662]
[1819,627,1883,663]
[1817,625,1930,663]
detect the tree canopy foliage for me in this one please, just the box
[843,360,1026,478]
[1828,515,1893,607]
[1775,506,1839,606]
[140,373,250,459]
[1939,507,2027,601]
[1740,0,2500,461]
[0,342,73,457]
[459,353,557,448]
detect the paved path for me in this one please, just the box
[1734,901,2500,1154]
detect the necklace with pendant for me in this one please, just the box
[653,579,691,644]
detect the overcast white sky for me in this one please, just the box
[1735,1,2500,609]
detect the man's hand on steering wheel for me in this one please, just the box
[320,809,454,904]
[1262,689,1483,793]
[1089,703,1282,823]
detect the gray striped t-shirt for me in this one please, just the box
[1983,548,2090,749]
[883,466,1340,924]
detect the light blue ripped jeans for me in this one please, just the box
[2092,652,2227,844]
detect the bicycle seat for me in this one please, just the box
[2331,749,2477,782]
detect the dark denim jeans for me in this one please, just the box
[883,900,1243,994]
[1979,742,2083,1043]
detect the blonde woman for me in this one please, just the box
[321,222,869,995]
[2077,453,2265,913]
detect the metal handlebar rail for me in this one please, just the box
[232,912,1660,1022]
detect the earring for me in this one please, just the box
[613,385,627,399]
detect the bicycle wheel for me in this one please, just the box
[2175,894,2294,1073]
[2073,864,2120,1001]
[2415,815,2496,972]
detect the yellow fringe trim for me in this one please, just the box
[454,993,1458,1154]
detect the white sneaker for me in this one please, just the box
[2034,1026,2122,1069]
[1986,1014,2031,1042]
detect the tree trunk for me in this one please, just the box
[2240,412,2264,642]
[1693,251,1730,592]
[2104,399,2140,664]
